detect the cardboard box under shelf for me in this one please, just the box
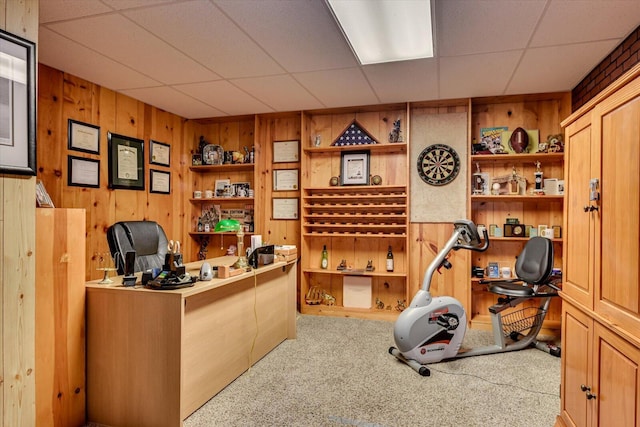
[343,276,372,309]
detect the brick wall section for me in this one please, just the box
[572,25,640,111]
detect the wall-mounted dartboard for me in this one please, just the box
[417,144,461,186]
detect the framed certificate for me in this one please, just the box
[149,140,170,166]
[340,151,370,185]
[273,169,299,191]
[150,169,170,194]
[67,155,100,188]
[273,198,299,220]
[273,140,299,163]
[68,119,100,154]
[107,132,145,190]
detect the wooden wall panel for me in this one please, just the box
[1,2,38,425]
[37,65,187,280]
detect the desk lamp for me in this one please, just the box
[214,218,249,269]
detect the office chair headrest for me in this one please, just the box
[122,221,164,256]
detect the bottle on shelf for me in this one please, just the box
[321,245,328,269]
[386,246,394,272]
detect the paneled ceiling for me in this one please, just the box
[38,0,640,119]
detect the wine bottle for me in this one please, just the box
[321,245,328,269]
[386,246,394,272]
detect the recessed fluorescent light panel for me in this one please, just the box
[326,0,434,65]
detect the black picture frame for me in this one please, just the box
[67,155,100,188]
[340,151,370,185]
[0,29,36,175]
[150,169,171,194]
[149,139,170,166]
[107,132,145,190]
[68,119,100,154]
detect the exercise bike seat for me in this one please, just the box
[487,237,555,298]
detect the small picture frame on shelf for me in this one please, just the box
[192,154,202,166]
[487,262,500,279]
[215,179,230,197]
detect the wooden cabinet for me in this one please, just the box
[559,63,640,427]
[561,302,640,427]
[300,107,409,320]
[36,208,86,427]
[469,94,569,331]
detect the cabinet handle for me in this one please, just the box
[589,205,599,212]
[581,384,597,400]
[583,206,590,212]
[580,384,590,392]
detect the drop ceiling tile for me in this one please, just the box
[174,80,274,116]
[46,13,220,85]
[294,68,379,108]
[439,51,523,99]
[39,0,112,23]
[102,0,174,10]
[124,1,284,79]
[507,40,621,94]
[436,0,546,56]
[532,0,640,47]
[232,75,324,112]
[120,86,224,119]
[363,59,439,103]
[38,27,160,90]
[215,0,357,72]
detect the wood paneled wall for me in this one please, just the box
[1,1,38,425]
[38,64,190,280]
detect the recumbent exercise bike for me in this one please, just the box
[389,219,561,376]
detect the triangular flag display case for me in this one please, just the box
[331,120,379,146]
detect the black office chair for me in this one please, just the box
[106,221,169,274]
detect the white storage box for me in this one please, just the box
[343,276,372,309]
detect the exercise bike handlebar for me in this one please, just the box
[421,223,489,292]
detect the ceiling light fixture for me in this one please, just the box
[326,0,434,65]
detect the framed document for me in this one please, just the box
[68,119,100,154]
[107,132,145,190]
[0,29,36,175]
[68,156,100,188]
[273,140,299,163]
[273,198,298,220]
[150,169,170,194]
[149,140,170,166]
[273,169,299,191]
[341,151,370,185]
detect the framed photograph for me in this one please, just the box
[273,140,299,163]
[107,132,145,190]
[487,262,500,279]
[273,198,299,220]
[150,169,170,194]
[340,151,370,185]
[215,179,230,197]
[0,29,36,175]
[273,169,299,191]
[67,155,100,188]
[149,140,170,166]
[233,182,250,197]
[68,119,100,154]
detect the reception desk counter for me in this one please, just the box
[86,257,297,427]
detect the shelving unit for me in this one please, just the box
[468,94,570,332]
[300,107,409,320]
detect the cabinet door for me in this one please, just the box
[563,114,597,309]
[561,303,592,427]
[593,322,640,427]
[596,93,640,337]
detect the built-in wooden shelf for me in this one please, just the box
[303,143,406,155]
[189,197,254,203]
[189,163,254,173]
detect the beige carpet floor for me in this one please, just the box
[184,314,561,427]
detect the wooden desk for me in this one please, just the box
[86,258,297,427]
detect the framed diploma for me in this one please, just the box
[150,169,170,194]
[67,156,100,188]
[273,198,299,220]
[273,140,299,163]
[68,119,100,154]
[107,132,145,190]
[273,169,299,191]
[149,140,170,166]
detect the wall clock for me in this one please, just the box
[417,144,461,186]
